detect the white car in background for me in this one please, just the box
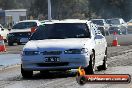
[0,24,9,41]
[91,19,110,30]
[106,18,128,29]
[21,19,107,78]
[7,20,41,46]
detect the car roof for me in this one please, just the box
[91,19,105,21]
[40,20,60,22]
[42,19,90,24]
[14,20,41,26]
[107,18,123,20]
[19,20,40,22]
[55,19,88,23]
[40,20,60,24]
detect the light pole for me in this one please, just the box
[48,0,52,21]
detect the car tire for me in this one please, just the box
[76,76,87,85]
[84,52,95,74]
[21,65,33,78]
[8,41,13,46]
[97,48,107,71]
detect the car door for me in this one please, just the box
[94,32,106,65]
[89,23,104,65]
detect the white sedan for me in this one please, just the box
[21,20,107,78]
[0,24,9,41]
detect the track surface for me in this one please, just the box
[0,44,132,88]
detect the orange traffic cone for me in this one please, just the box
[0,35,6,52]
[77,66,86,76]
[112,32,120,46]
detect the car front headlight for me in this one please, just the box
[64,48,88,54]
[23,51,40,55]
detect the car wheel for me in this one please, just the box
[97,48,107,71]
[85,52,95,74]
[8,41,13,46]
[21,65,33,78]
[76,76,87,85]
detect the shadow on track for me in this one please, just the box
[22,71,77,80]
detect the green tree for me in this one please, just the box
[0,0,17,9]
[29,0,89,19]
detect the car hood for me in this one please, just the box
[23,38,91,52]
[9,29,31,33]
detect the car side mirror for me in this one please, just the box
[20,38,29,43]
[8,28,11,31]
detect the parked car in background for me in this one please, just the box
[91,19,110,30]
[97,25,128,46]
[0,24,9,42]
[109,27,118,35]
[7,20,41,46]
[21,19,107,78]
[106,18,128,29]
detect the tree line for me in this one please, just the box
[0,0,131,21]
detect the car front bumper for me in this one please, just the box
[21,53,90,71]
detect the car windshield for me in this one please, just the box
[12,22,37,29]
[91,20,104,26]
[30,23,90,40]
[106,19,120,25]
